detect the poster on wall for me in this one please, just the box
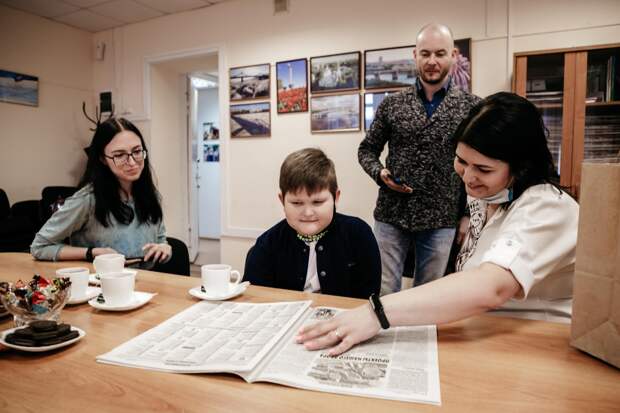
[364,91,397,130]
[364,45,416,90]
[310,52,360,94]
[0,69,38,107]
[229,64,270,101]
[310,93,360,133]
[203,143,220,162]
[276,58,308,114]
[230,102,271,138]
[452,38,472,92]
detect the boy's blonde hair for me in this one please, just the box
[279,148,338,199]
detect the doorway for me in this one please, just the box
[147,49,222,265]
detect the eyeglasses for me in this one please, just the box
[104,149,147,166]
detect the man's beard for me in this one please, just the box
[420,67,450,85]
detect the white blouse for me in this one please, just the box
[461,184,579,322]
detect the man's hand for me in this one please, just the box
[380,169,413,193]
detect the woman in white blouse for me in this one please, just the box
[296,92,579,356]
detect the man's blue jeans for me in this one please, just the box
[374,220,456,295]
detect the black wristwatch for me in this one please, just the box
[369,293,390,329]
[85,247,94,262]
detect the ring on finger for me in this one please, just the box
[334,329,342,340]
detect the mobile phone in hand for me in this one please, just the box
[387,173,403,185]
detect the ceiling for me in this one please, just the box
[0,0,232,33]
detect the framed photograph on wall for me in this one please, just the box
[310,93,360,133]
[364,91,398,130]
[229,63,270,101]
[276,58,308,114]
[364,45,415,90]
[0,69,38,107]
[230,102,271,138]
[310,52,360,94]
[452,38,472,92]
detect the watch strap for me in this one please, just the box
[85,247,94,262]
[369,293,390,329]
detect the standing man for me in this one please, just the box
[359,23,480,294]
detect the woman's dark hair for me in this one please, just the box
[79,117,163,227]
[454,92,561,203]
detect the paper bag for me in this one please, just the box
[570,162,620,368]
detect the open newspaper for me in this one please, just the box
[97,300,441,405]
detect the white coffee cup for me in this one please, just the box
[100,270,136,306]
[201,264,241,296]
[93,253,125,274]
[56,267,90,299]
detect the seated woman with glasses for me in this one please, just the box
[31,117,171,265]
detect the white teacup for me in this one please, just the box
[201,264,241,296]
[93,253,125,274]
[100,270,136,306]
[56,267,90,299]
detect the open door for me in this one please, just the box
[186,76,199,261]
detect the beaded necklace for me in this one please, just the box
[296,230,328,243]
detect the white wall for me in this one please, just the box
[82,0,618,270]
[0,5,94,203]
[197,87,221,239]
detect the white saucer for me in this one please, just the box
[67,287,101,305]
[189,281,249,301]
[0,326,86,352]
[88,291,156,311]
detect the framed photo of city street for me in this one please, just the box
[230,102,271,138]
[276,58,308,114]
[0,69,39,107]
[310,93,360,133]
[310,52,360,94]
[364,45,415,90]
[364,91,397,130]
[229,64,270,101]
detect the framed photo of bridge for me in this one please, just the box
[364,45,415,90]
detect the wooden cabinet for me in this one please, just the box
[513,44,620,197]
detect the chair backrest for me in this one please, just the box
[151,237,190,276]
[0,189,9,220]
[40,186,78,224]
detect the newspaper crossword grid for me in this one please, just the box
[113,301,308,369]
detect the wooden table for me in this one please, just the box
[0,253,618,412]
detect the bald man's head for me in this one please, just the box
[416,23,455,49]
[414,23,456,86]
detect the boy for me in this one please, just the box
[244,148,381,298]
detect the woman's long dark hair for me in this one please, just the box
[454,92,562,204]
[79,117,163,227]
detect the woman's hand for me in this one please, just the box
[295,303,382,356]
[142,243,172,263]
[92,247,118,257]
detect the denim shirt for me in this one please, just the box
[31,185,167,261]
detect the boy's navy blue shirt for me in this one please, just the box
[243,213,381,299]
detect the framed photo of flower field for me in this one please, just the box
[276,58,308,114]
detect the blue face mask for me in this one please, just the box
[480,187,513,204]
